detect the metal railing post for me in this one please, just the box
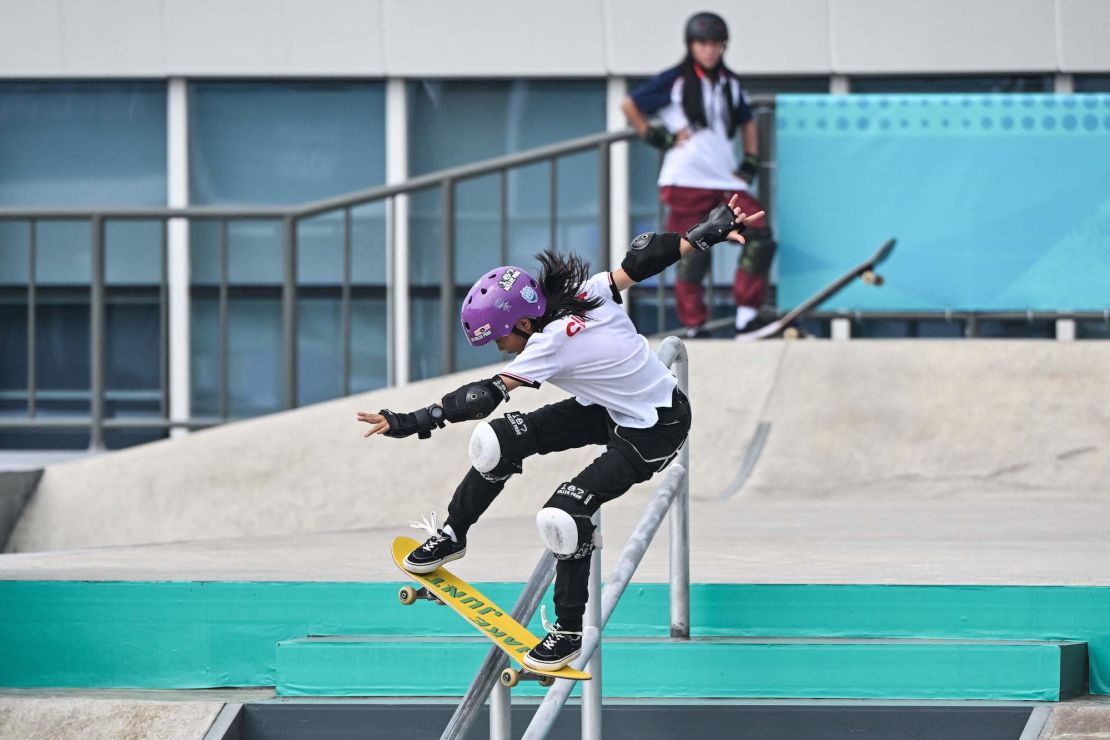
[489,680,511,740]
[441,180,456,375]
[524,463,688,740]
[219,219,230,419]
[342,208,353,396]
[27,219,37,418]
[582,509,603,740]
[548,158,558,249]
[596,141,610,274]
[441,550,557,740]
[281,216,298,409]
[669,339,691,638]
[89,215,106,451]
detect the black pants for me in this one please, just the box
[445,387,691,631]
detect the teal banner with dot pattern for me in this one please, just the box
[774,94,1110,311]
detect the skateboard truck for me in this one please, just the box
[397,585,446,606]
[500,667,557,688]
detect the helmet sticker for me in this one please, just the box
[494,298,512,311]
[498,269,521,291]
[472,323,492,341]
[520,286,539,304]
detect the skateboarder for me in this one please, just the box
[621,11,776,336]
[358,196,761,671]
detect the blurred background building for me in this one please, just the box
[1,0,1109,450]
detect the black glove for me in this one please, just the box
[684,205,746,252]
[380,405,446,440]
[736,152,759,184]
[643,125,675,151]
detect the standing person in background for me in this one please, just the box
[622,11,776,337]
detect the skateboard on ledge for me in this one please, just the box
[390,535,591,688]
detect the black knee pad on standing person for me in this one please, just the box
[738,227,776,276]
[536,483,599,560]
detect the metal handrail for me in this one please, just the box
[525,462,689,740]
[442,336,689,740]
[440,549,556,740]
[0,128,639,449]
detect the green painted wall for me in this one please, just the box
[276,636,1086,701]
[2,581,1109,694]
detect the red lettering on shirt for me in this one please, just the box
[566,316,587,337]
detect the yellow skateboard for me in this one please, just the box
[391,535,592,688]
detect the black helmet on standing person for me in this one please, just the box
[685,12,729,44]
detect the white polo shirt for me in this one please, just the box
[630,64,753,192]
[500,272,677,429]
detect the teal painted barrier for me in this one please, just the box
[775,94,1110,311]
[2,581,1110,693]
[276,636,1086,701]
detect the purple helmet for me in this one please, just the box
[461,266,547,347]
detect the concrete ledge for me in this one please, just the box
[276,635,1086,700]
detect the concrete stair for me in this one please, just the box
[275,634,1087,700]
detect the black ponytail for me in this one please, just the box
[679,53,742,139]
[534,249,604,330]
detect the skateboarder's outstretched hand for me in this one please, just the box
[724,193,765,245]
[684,193,764,252]
[356,410,391,437]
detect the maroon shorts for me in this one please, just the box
[660,185,770,326]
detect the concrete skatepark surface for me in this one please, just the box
[2,340,1110,739]
[1,340,1108,585]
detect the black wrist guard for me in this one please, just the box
[737,152,759,183]
[685,204,744,252]
[381,405,446,440]
[643,125,674,151]
[441,376,511,423]
[621,232,682,283]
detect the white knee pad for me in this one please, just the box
[536,507,579,556]
[468,421,501,473]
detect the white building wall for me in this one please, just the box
[0,0,1106,79]
[829,0,1057,74]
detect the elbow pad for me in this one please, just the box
[621,231,682,283]
[441,376,511,423]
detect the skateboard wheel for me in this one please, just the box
[783,327,800,340]
[538,675,555,688]
[862,270,884,286]
[398,586,417,606]
[501,668,520,688]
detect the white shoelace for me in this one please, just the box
[539,605,582,649]
[409,512,445,551]
[409,511,438,536]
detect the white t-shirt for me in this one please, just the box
[500,272,678,429]
[632,68,752,192]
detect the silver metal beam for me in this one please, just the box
[89,216,106,451]
[440,549,557,740]
[281,216,298,409]
[523,463,689,740]
[582,510,603,740]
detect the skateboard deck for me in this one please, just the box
[737,238,896,341]
[390,536,591,685]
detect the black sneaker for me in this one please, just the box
[403,513,466,574]
[523,612,582,671]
